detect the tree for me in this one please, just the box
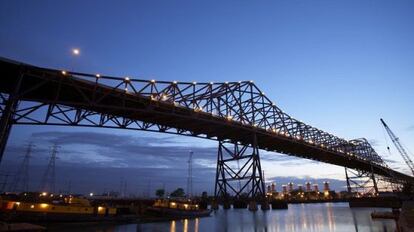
[170,188,185,197]
[155,189,165,198]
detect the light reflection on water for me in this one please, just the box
[49,203,396,232]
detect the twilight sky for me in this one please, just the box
[0,0,413,196]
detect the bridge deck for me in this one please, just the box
[0,58,412,183]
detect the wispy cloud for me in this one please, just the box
[368,139,380,147]
[383,158,400,164]
[29,131,218,169]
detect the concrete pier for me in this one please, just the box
[261,201,270,210]
[223,202,231,209]
[211,201,219,210]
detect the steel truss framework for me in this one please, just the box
[345,167,401,195]
[0,59,412,198]
[215,134,265,199]
[0,67,387,165]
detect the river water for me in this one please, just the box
[49,202,396,232]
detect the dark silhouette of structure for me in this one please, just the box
[12,143,33,192]
[0,58,413,198]
[381,118,414,175]
[40,144,58,193]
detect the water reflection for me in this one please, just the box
[47,203,396,232]
[194,218,199,232]
[170,220,176,232]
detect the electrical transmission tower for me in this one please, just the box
[12,143,34,192]
[187,150,193,198]
[40,144,59,193]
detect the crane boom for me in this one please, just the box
[380,118,414,176]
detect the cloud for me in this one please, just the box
[27,131,316,170]
[29,131,218,169]
[367,139,380,147]
[261,152,301,162]
[2,130,350,195]
[383,158,400,164]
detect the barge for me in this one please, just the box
[147,199,211,218]
[0,192,118,222]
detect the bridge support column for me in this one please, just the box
[214,134,265,200]
[345,168,352,193]
[345,167,379,196]
[370,165,379,195]
[0,73,23,165]
[0,95,18,164]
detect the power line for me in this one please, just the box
[40,144,59,193]
[12,143,34,192]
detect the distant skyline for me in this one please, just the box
[0,0,413,195]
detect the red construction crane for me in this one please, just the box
[381,118,414,176]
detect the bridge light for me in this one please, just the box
[161,94,168,101]
[96,74,100,78]
[261,92,265,96]
[226,115,233,121]
[209,82,214,85]
[124,77,130,82]
[238,81,242,84]
[225,81,228,85]
[61,70,67,75]
[173,81,177,84]
[150,79,156,83]
[271,128,277,133]
[192,81,197,85]
[249,80,254,83]
[124,88,128,92]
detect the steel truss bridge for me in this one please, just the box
[0,58,413,199]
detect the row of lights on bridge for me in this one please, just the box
[60,70,357,158]
[64,48,261,90]
[61,73,254,88]
[63,48,361,160]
